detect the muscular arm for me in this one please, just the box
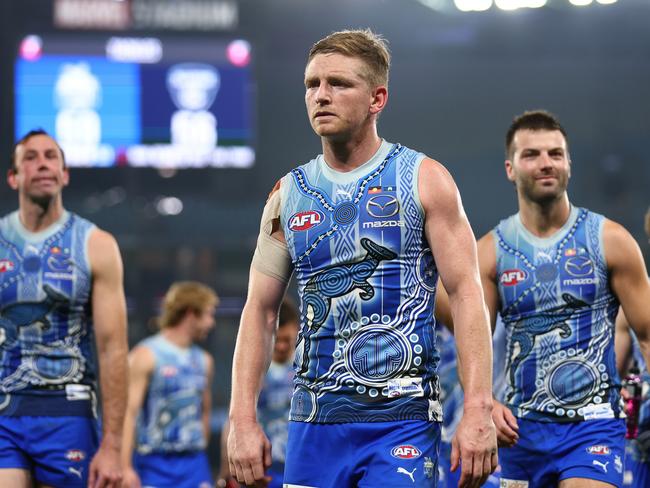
[202,353,214,443]
[121,346,155,487]
[419,158,497,486]
[605,220,650,371]
[228,186,292,486]
[88,229,129,487]
[615,309,634,377]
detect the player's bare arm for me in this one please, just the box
[121,346,155,488]
[88,228,128,488]
[419,158,497,487]
[605,220,650,369]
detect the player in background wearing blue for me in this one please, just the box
[217,299,299,488]
[0,129,128,488]
[227,29,497,488]
[438,110,650,487]
[121,282,217,488]
[615,208,650,487]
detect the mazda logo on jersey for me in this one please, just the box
[288,210,324,232]
[366,195,399,218]
[565,256,593,277]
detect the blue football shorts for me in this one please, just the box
[0,415,99,487]
[133,450,213,488]
[499,417,626,487]
[283,419,440,488]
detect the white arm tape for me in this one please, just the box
[251,189,293,283]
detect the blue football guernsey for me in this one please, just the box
[279,140,441,424]
[494,206,620,422]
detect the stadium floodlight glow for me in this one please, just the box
[454,0,492,12]
[495,0,546,10]
[596,0,617,4]
[569,0,593,5]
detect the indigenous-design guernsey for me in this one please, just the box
[135,334,207,454]
[279,140,441,423]
[494,206,621,422]
[0,211,97,416]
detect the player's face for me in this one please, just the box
[8,134,69,201]
[273,322,298,364]
[506,129,570,204]
[304,53,384,141]
[192,304,216,341]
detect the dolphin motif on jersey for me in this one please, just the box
[298,238,397,374]
[0,284,69,349]
[505,293,588,402]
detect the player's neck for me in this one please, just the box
[517,193,571,238]
[162,326,193,349]
[321,129,381,172]
[18,196,65,233]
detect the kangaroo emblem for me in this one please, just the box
[0,284,69,349]
[506,293,587,402]
[397,467,416,483]
[298,238,396,374]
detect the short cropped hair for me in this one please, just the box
[505,110,568,160]
[308,29,391,89]
[159,281,219,329]
[278,298,299,329]
[11,129,66,172]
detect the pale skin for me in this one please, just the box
[2,134,128,488]
[438,128,650,488]
[228,52,497,488]
[122,306,216,488]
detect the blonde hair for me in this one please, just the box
[158,281,218,329]
[308,29,390,89]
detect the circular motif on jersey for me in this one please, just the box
[546,360,599,408]
[315,268,353,296]
[23,255,41,273]
[333,202,358,225]
[535,263,558,282]
[344,325,411,387]
[290,385,317,422]
[416,249,437,292]
[33,356,79,381]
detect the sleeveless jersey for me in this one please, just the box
[0,211,97,417]
[135,334,207,454]
[494,206,620,422]
[280,140,441,423]
[258,360,294,467]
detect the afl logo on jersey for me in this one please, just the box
[288,210,324,232]
[391,444,422,459]
[0,259,15,273]
[500,269,528,286]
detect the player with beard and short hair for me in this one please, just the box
[438,110,650,487]
[0,129,128,488]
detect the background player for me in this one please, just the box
[122,281,217,488]
[0,129,127,488]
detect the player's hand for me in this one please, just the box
[121,466,141,488]
[450,405,498,488]
[88,443,123,488]
[492,399,519,447]
[227,419,272,487]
